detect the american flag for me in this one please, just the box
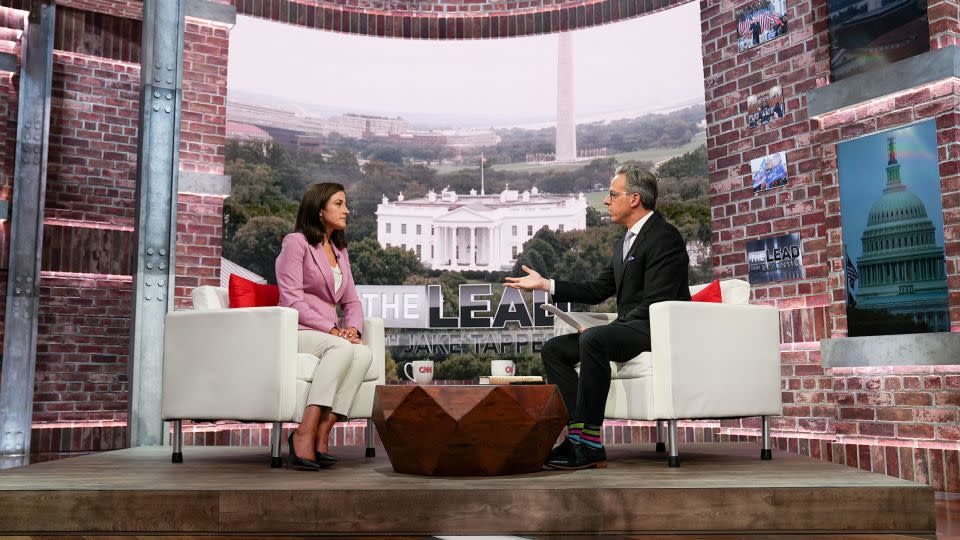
[738,10,780,36]
[845,248,859,290]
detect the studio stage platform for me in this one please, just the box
[0,443,934,536]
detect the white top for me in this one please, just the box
[332,265,343,291]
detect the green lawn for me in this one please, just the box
[585,191,608,211]
[430,132,706,175]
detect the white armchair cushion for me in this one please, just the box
[191,286,230,310]
[612,352,652,379]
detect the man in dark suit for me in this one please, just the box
[505,163,690,469]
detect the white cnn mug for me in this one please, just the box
[491,360,516,377]
[404,360,434,384]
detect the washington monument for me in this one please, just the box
[556,32,576,162]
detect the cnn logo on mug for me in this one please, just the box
[404,360,434,384]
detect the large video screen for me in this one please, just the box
[837,119,948,336]
[828,0,929,81]
[224,6,713,380]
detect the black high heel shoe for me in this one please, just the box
[315,451,338,467]
[287,431,321,471]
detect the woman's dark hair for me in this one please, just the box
[295,182,347,249]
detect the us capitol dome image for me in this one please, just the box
[852,136,949,332]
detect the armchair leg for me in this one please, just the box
[655,420,666,453]
[171,420,183,463]
[270,422,282,468]
[365,418,376,458]
[667,419,679,467]
[761,416,772,461]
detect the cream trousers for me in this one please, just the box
[298,330,373,419]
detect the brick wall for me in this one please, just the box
[33,274,131,422]
[175,193,224,308]
[0,5,231,425]
[832,367,960,444]
[927,0,960,49]
[700,0,960,492]
[235,0,690,39]
[46,52,139,227]
[181,21,228,175]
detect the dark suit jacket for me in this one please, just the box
[553,211,691,335]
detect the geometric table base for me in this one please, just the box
[372,384,567,476]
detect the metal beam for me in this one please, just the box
[128,0,186,447]
[0,0,55,460]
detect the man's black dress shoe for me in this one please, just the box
[287,432,321,471]
[548,437,574,461]
[545,441,607,470]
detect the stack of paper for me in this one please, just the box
[478,375,545,385]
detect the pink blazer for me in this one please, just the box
[275,232,364,333]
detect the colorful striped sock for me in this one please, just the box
[579,424,604,449]
[566,421,584,443]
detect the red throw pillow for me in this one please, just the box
[691,279,723,303]
[228,274,280,308]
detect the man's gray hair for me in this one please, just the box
[615,162,658,210]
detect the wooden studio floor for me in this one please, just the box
[0,443,940,537]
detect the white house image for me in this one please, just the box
[376,186,588,271]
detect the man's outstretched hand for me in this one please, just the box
[504,265,550,292]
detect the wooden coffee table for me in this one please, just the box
[372,384,568,476]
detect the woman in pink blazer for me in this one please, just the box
[275,182,372,470]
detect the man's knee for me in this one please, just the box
[541,335,569,366]
[579,326,607,351]
[540,336,561,363]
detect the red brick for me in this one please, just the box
[877,408,915,422]
[937,426,960,441]
[858,422,896,438]
[897,424,936,439]
[935,391,960,406]
[839,407,875,420]
[895,392,933,406]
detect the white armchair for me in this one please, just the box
[554,279,781,466]
[161,286,386,467]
